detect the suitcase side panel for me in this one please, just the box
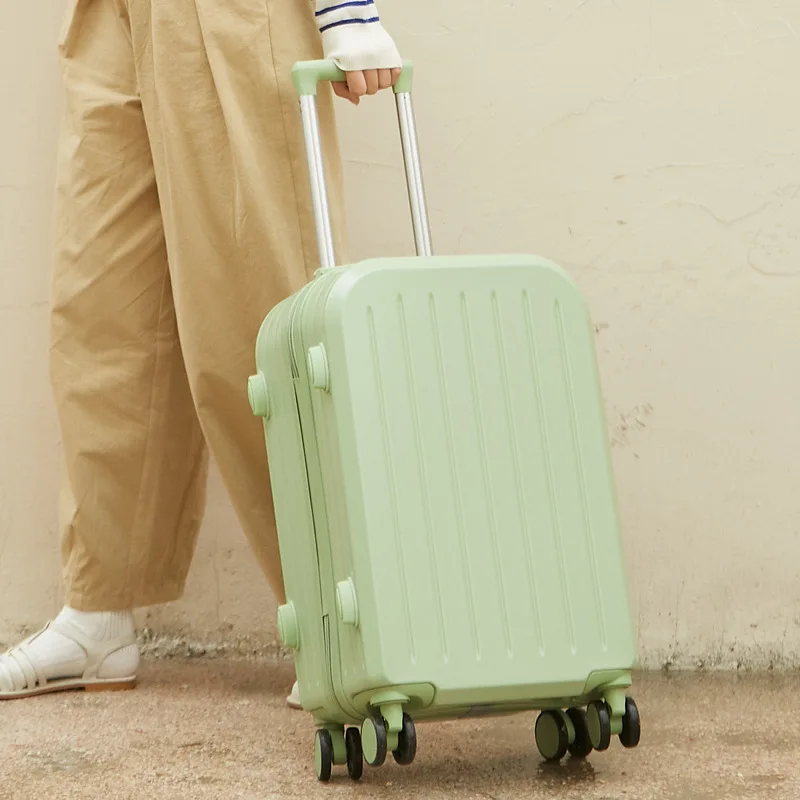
[288,275,366,722]
[254,290,348,722]
[313,256,635,708]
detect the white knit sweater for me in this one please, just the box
[315,0,402,72]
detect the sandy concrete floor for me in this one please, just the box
[1,658,798,800]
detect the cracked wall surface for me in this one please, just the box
[2,1,800,669]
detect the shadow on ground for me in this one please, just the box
[1,659,798,799]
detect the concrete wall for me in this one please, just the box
[2,0,800,669]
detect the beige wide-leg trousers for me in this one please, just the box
[51,0,346,611]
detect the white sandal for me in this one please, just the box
[287,680,302,709]
[0,619,138,700]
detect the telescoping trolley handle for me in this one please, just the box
[292,59,433,269]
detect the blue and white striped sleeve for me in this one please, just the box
[315,0,402,72]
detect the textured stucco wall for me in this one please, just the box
[2,1,800,669]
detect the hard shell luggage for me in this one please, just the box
[248,60,641,781]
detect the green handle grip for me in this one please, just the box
[291,59,414,97]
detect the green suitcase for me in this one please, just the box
[249,60,640,782]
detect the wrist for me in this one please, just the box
[315,0,401,72]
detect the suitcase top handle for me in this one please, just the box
[291,59,433,269]
[291,59,415,98]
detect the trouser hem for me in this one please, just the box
[65,582,184,612]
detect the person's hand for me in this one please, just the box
[332,68,402,106]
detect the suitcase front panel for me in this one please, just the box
[309,256,635,707]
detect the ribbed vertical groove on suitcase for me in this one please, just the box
[554,299,607,650]
[522,291,577,655]
[460,292,514,658]
[492,292,546,658]
[428,295,482,661]
[366,307,418,664]
[397,296,450,663]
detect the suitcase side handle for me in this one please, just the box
[292,59,433,269]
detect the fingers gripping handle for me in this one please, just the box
[293,59,433,268]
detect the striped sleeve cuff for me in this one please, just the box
[315,0,381,34]
[315,0,402,72]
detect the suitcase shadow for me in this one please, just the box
[380,752,597,791]
[535,757,598,782]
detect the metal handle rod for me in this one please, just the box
[299,94,337,269]
[395,92,433,258]
[298,89,434,269]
